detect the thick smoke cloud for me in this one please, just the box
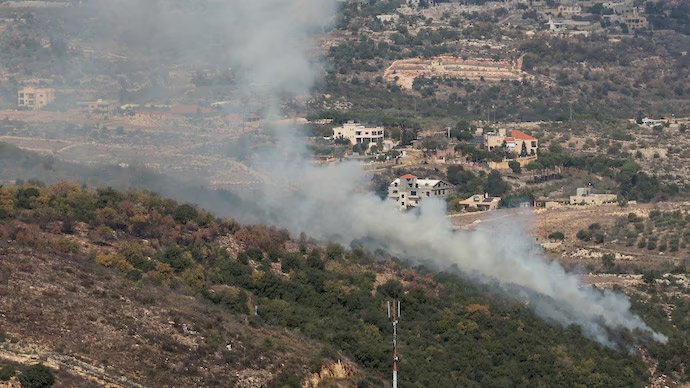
[91,0,666,347]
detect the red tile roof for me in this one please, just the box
[510,130,536,141]
[505,137,515,142]
[400,174,417,179]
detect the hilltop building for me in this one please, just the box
[333,121,385,145]
[17,87,55,110]
[388,174,452,210]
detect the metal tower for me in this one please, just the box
[387,299,401,388]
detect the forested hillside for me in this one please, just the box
[0,183,686,387]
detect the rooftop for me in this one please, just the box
[400,174,417,179]
[510,130,537,141]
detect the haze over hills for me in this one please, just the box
[0,0,689,387]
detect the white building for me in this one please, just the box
[333,121,385,145]
[569,187,617,205]
[388,174,452,210]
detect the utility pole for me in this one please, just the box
[387,300,401,388]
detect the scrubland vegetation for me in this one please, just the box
[1,183,688,386]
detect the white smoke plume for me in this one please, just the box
[87,0,666,347]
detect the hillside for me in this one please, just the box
[0,183,687,387]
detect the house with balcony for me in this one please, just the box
[388,174,452,210]
[333,121,385,145]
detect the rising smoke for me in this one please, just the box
[91,0,666,347]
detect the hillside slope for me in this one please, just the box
[0,183,685,387]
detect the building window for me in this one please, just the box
[411,191,416,196]
[394,182,398,187]
[401,202,405,206]
[401,194,405,198]
[19,100,23,104]
[531,141,537,147]
[426,192,430,196]
[356,131,361,135]
[19,93,24,98]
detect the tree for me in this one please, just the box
[484,170,509,196]
[378,279,403,298]
[520,141,528,157]
[16,187,40,209]
[0,366,15,381]
[548,231,564,240]
[18,364,54,388]
[602,253,615,269]
[508,161,522,174]
[576,229,592,241]
[401,130,415,146]
[172,204,199,224]
[455,120,470,132]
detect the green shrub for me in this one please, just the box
[548,231,564,240]
[602,254,615,268]
[18,364,54,388]
[576,229,592,241]
[0,365,15,381]
[172,203,199,224]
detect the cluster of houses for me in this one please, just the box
[386,171,616,212]
[386,173,502,212]
[544,0,648,36]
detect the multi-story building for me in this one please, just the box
[332,121,385,145]
[17,87,55,110]
[557,4,581,18]
[603,1,636,16]
[624,13,648,30]
[388,174,452,210]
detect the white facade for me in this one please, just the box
[569,187,617,205]
[333,121,385,145]
[388,174,452,210]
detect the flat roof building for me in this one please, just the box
[18,87,55,110]
[333,121,384,145]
